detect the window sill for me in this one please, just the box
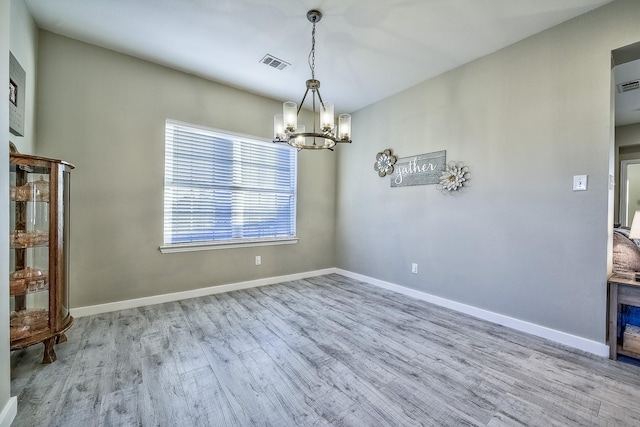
[159,237,299,253]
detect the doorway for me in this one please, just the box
[613,41,640,227]
[620,159,640,226]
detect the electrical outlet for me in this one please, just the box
[411,263,418,274]
[255,256,261,266]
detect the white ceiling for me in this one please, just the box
[24,0,621,116]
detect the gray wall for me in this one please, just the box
[35,32,337,308]
[9,0,37,154]
[3,0,44,415]
[617,123,640,149]
[336,0,640,343]
[1,0,11,417]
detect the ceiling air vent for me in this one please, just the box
[618,79,640,93]
[260,54,290,71]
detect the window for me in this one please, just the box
[161,120,297,252]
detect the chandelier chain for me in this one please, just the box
[309,21,316,80]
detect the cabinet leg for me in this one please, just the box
[56,333,67,344]
[42,338,57,364]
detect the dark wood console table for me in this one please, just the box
[607,274,640,360]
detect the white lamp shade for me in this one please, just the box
[338,114,351,140]
[283,102,297,131]
[273,114,285,140]
[320,102,334,131]
[630,211,640,239]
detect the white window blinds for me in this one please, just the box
[163,120,297,247]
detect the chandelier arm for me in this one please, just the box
[312,90,317,137]
[296,88,311,116]
[315,88,326,111]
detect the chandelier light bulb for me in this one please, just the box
[295,125,305,147]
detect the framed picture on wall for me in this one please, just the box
[9,79,17,106]
[9,52,25,137]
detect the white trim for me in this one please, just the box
[159,237,298,253]
[70,268,337,318]
[336,269,610,357]
[70,267,609,357]
[0,397,17,427]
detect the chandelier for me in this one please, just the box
[273,10,352,150]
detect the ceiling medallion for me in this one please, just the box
[273,10,352,150]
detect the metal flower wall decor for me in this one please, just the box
[374,149,397,177]
[437,161,470,195]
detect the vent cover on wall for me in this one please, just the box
[618,79,640,93]
[260,54,290,70]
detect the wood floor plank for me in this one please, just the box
[97,385,144,427]
[180,365,243,427]
[11,377,70,427]
[50,397,99,427]
[113,308,149,353]
[178,297,220,341]
[281,313,398,388]
[331,403,393,427]
[248,325,356,422]
[55,366,105,419]
[238,346,323,426]
[98,311,146,395]
[485,394,578,427]
[210,294,264,355]
[249,285,298,319]
[163,309,209,375]
[230,289,278,325]
[321,359,438,427]
[198,332,290,426]
[11,274,640,426]
[140,350,193,427]
[380,377,482,427]
[274,284,422,364]
[525,351,640,407]
[69,312,116,371]
[308,276,536,362]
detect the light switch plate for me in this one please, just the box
[573,175,587,191]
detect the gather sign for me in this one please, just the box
[390,150,446,187]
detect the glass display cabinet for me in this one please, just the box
[9,152,74,363]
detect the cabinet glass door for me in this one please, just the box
[9,162,51,342]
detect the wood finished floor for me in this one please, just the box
[10,273,640,426]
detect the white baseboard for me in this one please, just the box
[336,269,610,358]
[0,397,17,427]
[70,267,609,357]
[71,268,337,317]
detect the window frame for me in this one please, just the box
[160,120,298,253]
